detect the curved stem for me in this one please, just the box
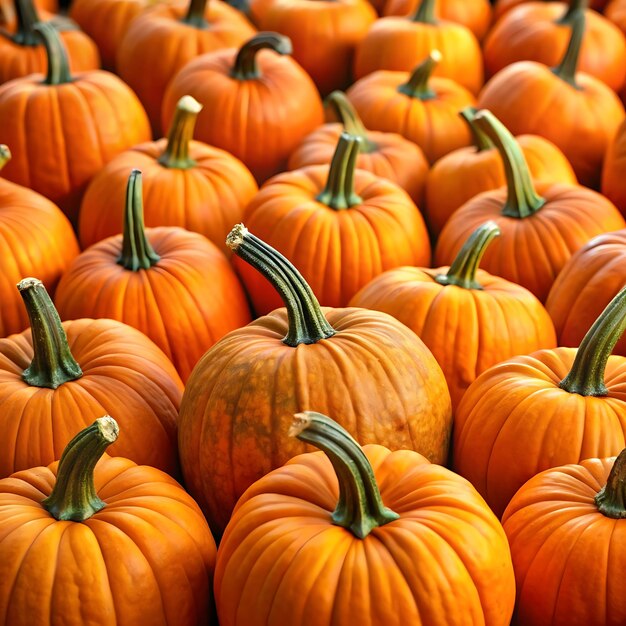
[158,95,202,169]
[0,145,11,170]
[473,110,546,219]
[435,222,500,290]
[34,22,72,85]
[42,417,119,521]
[560,285,626,396]
[290,411,399,539]
[231,33,292,80]
[460,106,493,152]
[595,448,626,518]
[325,91,377,154]
[411,0,436,23]
[316,133,363,210]
[557,0,587,25]
[117,170,160,271]
[226,224,335,347]
[552,8,585,88]
[181,0,208,28]
[397,50,441,100]
[13,0,42,46]
[18,278,83,389]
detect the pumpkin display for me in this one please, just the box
[0,417,217,626]
[347,51,476,163]
[350,222,557,409]
[215,410,515,626]
[435,110,625,302]
[453,284,626,518]
[425,106,577,237]
[234,133,431,314]
[288,91,429,207]
[78,95,258,253]
[602,116,626,215]
[0,278,182,478]
[162,32,324,183]
[502,449,626,626]
[0,22,151,226]
[178,224,452,532]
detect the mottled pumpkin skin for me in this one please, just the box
[215,444,515,626]
[0,318,182,477]
[0,454,217,626]
[179,308,452,532]
[502,456,626,626]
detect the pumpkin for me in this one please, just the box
[0,278,182,478]
[602,116,626,215]
[425,106,577,238]
[453,283,626,518]
[347,51,476,163]
[162,32,324,183]
[178,224,452,532]
[235,133,431,314]
[78,95,257,253]
[502,449,626,626]
[0,417,217,626]
[0,22,150,226]
[215,411,515,626]
[493,0,609,21]
[0,0,56,30]
[606,0,626,38]
[57,169,252,382]
[354,0,484,95]
[350,222,557,410]
[477,9,626,189]
[0,145,79,338]
[435,110,625,302]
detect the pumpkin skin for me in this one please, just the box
[602,116,626,215]
[606,0,626,39]
[0,418,217,626]
[493,0,609,21]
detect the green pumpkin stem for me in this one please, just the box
[435,222,501,290]
[595,448,626,518]
[460,106,493,152]
[231,32,292,80]
[397,50,441,100]
[552,8,585,88]
[13,0,41,46]
[290,411,399,538]
[226,224,335,346]
[18,278,83,389]
[117,170,160,271]
[42,417,118,521]
[34,22,72,85]
[158,95,202,169]
[0,145,11,170]
[560,286,626,396]
[325,91,377,154]
[557,0,587,25]
[411,0,436,23]
[182,0,208,28]
[472,110,546,218]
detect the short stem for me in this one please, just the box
[557,0,587,25]
[460,106,493,152]
[595,448,626,518]
[325,92,377,154]
[157,95,202,169]
[316,133,363,210]
[18,278,83,389]
[290,412,399,539]
[117,170,160,271]
[560,286,626,396]
[42,417,119,521]
[34,22,72,85]
[473,110,546,219]
[226,224,336,347]
[0,145,11,170]
[181,0,208,28]
[552,8,585,88]
[13,0,41,46]
[435,222,501,290]
[397,50,441,100]
[231,33,292,80]
[411,0,436,23]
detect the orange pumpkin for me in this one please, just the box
[493,0,609,21]
[215,411,515,626]
[0,0,56,30]
[78,95,258,253]
[0,417,217,626]
[178,224,452,532]
[162,32,324,183]
[602,116,626,214]
[606,0,626,38]
[0,278,182,478]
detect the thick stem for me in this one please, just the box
[557,0,587,25]
[397,50,441,100]
[13,0,42,46]
[34,22,72,85]
[117,170,160,271]
[181,0,208,28]
[473,110,546,218]
[226,224,335,346]
[560,285,626,396]
[435,222,500,290]
[552,8,585,88]
[595,448,626,518]
[290,411,399,539]
[0,145,11,170]
[325,91,377,154]
[411,0,436,23]
[158,95,202,169]
[231,33,292,80]
[460,106,493,152]
[18,278,83,389]
[42,417,119,521]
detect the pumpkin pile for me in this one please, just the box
[4,0,626,623]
